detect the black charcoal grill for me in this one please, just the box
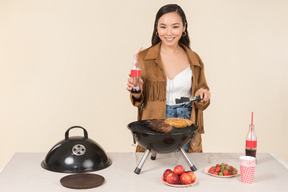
[128,120,198,174]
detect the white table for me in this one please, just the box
[0,152,288,192]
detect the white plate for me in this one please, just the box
[204,166,240,178]
[161,177,198,187]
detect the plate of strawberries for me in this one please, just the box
[204,163,240,178]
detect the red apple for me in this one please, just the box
[186,171,196,182]
[166,172,179,184]
[173,165,185,175]
[180,172,192,185]
[163,169,173,181]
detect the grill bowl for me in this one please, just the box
[128,120,198,153]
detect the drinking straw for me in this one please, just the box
[136,47,143,57]
[251,112,253,141]
[135,47,143,66]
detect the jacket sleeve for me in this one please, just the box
[130,93,144,121]
[194,53,210,111]
[130,93,144,108]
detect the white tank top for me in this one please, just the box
[166,65,192,105]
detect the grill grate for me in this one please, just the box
[128,120,198,135]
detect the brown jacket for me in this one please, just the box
[130,42,210,134]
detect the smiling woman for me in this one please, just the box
[126,4,211,153]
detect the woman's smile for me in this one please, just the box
[165,37,175,42]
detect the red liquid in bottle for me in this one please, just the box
[245,149,256,158]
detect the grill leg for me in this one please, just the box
[151,152,157,160]
[134,149,150,174]
[179,146,197,171]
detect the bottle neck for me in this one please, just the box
[132,54,140,69]
[246,124,257,149]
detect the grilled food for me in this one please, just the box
[164,118,192,128]
[149,119,173,133]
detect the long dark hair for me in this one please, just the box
[151,4,190,48]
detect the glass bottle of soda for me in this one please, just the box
[130,55,141,94]
[245,124,257,158]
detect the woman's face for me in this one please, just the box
[157,12,185,48]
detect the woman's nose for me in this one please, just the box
[166,28,172,35]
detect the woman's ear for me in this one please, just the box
[183,22,187,32]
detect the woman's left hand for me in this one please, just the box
[195,88,211,102]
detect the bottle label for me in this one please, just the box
[131,69,141,77]
[246,140,257,148]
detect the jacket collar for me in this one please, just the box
[144,42,201,68]
[145,42,161,60]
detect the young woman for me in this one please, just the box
[127,4,211,152]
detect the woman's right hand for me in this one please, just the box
[126,76,143,100]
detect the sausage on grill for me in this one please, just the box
[164,118,192,128]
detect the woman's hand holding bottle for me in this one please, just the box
[127,77,143,100]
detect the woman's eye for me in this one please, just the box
[173,26,179,29]
[160,26,166,29]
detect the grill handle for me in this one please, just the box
[65,126,88,140]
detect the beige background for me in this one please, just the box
[1,0,288,169]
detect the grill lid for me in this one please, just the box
[41,126,112,173]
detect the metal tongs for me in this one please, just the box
[175,96,202,104]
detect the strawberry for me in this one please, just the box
[223,170,229,176]
[225,166,230,170]
[215,167,221,172]
[209,167,214,173]
[213,171,219,175]
[210,168,215,174]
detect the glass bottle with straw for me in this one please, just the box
[245,112,257,158]
[131,47,143,94]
